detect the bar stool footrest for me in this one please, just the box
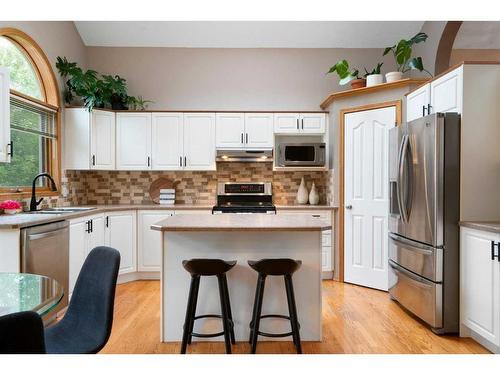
[250,314,300,338]
[188,314,234,339]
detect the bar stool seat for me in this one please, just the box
[180,258,236,354]
[248,258,303,354]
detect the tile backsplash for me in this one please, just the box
[62,163,329,206]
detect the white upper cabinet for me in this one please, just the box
[183,113,216,170]
[116,112,152,170]
[300,113,326,134]
[406,84,431,122]
[91,110,115,170]
[216,113,245,149]
[65,108,91,170]
[430,65,463,115]
[152,113,184,170]
[274,113,326,134]
[0,67,10,163]
[244,113,273,149]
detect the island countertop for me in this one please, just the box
[151,213,331,232]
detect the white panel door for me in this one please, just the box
[460,227,500,346]
[91,110,115,170]
[105,211,137,275]
[344,106,395,291]
[215,113,245,149]
[183,113,216,171]
[406,83,430,122]
[138,210,174,272]
[431,65,463,114]
[0,67,10,163]
[244,113,273,149]
[300,113,326,134]
[68,218,89,296]
[64,108,91,170]
[274,113,299,134]
[152,113,184,170]
[116,113,152,170]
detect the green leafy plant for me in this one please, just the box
[383,32,432,75]
[326,59,361,85]
[127,95,154,111]
[364,62,383,77]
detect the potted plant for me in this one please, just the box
[364,63,384,87]
[327,60,366,89]
[0,200,22,215]
[383,32,431,83]
[127,95,154,110]
[102,75,129,110]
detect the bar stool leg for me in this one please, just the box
[221,274,236,344]
[181,275,199,354]
[217,275,232,354]
[250,274,266,354]
[187,276,200,345]
[249,274,261,344]
[284,275,302,354]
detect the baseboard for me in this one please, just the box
[322,271,333,280]
[460,324,496,353]
[118,271,160,284]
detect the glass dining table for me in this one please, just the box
[0,273,64,317]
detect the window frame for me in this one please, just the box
[0,28,61,200]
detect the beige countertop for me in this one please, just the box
[151,213,332,232]
[459,221,500,234]
[0,203,337,229]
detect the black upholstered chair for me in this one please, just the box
[44,246,120,354]
[0,311,46,354]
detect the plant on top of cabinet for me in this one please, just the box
[364,62,384,87]
[382,32,431,82]
[127,95,154,111]
[326,60,366,89]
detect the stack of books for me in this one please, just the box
[159,188,176,205]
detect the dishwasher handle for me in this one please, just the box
[27,227,68,240]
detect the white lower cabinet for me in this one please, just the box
[104,211,137,275]
[460,227,500,352]
[138,210,174,272]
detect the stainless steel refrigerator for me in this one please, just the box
[388,112,460,334]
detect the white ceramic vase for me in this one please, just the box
[385,71,403,83]
[309,182,319,205]
[3,209,18,215]
[296,177,309,204]
[366,74,384,87]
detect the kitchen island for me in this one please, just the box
[151,213,331,342]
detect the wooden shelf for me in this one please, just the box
[320,78,429,110]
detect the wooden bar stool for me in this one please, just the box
[180,258,236,354]
[247,258,302,354]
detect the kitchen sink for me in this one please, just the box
[27,207,96,214]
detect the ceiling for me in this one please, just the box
[74,21,425,48]
[454,21,500,49]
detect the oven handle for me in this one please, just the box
[389,260,435,287]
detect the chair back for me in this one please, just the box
[0,311,46,354]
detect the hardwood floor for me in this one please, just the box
[101,280,489,354]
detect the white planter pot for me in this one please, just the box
[3,208,19,215]
[366,74,384,87]
[385,71,403,83]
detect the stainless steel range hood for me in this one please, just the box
[216,149,273,163]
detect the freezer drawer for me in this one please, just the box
[389,233,443,282]
[389,260,443,328]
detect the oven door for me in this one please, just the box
[389,260,443,328]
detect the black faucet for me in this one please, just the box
[30,173,57,211]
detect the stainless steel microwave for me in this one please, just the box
[276,143,326,167]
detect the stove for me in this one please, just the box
[212,182,276,214]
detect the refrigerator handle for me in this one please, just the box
[397,134,409,223]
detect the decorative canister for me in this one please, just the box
[296,177,309,204]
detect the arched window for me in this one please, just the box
[0,28,60,197]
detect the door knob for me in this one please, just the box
[345,205,352,210]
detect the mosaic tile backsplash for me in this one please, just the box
[61,163,329,206]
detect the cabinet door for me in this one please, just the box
[0,67,10,163]
[274,113,299,134]
[91,110,115,170]
[64,108,91,170]
[116,113,152,170]
[244,113,273,149]
[461,227,500,346]
[137,210,174,272]
[300,113,326,134]
[152,113,184,170]
[69,218,89,296]
[88,214,105,252]
[105,211,137,275]
[431,65,463,114]
[216,113,245,149]
[183,113,216,171]
[406,84,430,122]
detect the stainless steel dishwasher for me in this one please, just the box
[21,220,69,317]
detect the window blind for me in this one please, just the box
[10,96,57,139]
